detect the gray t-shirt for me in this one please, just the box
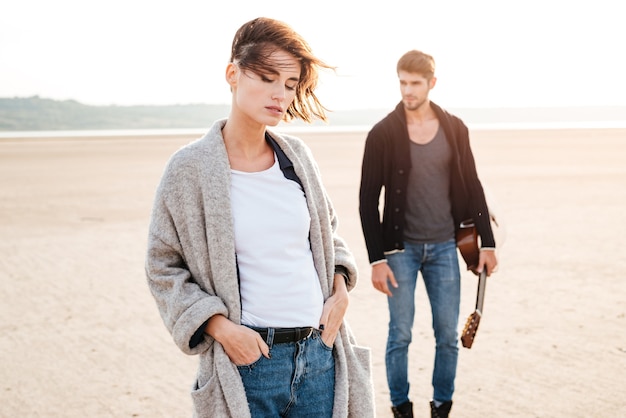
[403,125,455,244]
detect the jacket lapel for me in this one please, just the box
[197,120,242,323]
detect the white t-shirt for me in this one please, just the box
[230,157,323,328]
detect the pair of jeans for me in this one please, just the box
[385,239,460,406]
[238,328,335,417]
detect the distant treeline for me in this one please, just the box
[0,96,231,131]
[1,96,625,131]
[0,96,391,131]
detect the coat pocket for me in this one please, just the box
[190,375,228,418]
[347,344,375,418]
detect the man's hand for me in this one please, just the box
[371,262,397,296]
[477,249,498,276]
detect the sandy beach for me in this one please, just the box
[1,126,625,417]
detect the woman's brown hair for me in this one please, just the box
[230,17,334,123]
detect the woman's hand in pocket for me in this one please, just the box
[205,315,269,365]
[318,274,349,347]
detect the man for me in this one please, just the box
[358,50,497,418]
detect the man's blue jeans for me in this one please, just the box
[385,239,460,406]
[238,329,335,417]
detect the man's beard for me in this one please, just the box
[403,97,426,111]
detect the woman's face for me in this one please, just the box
[228,49,301,127]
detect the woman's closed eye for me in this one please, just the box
[261,75,297,91]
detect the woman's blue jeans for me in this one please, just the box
[385,239,460,405]
[238,329,335,417]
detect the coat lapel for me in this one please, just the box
[268,131,331,298]
[197,120,242,324]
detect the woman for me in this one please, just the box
[145,17,374,417]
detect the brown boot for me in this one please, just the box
[391,401,413,418]
[430,400,453,418]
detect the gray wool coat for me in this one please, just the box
[145,119,375,417]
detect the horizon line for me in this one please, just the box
[3,96,626,110]
[3,120,626,140]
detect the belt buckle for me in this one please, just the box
[295,327,313,341]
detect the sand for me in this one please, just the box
[1,127,625,417]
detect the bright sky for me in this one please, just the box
[2,0,625,110]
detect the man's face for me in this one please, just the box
[398,70,436,111]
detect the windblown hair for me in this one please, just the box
[397,50,436,81]
[230,17,334,123]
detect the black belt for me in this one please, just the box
[253,327,314,344]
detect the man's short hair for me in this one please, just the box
[397,50,435,80]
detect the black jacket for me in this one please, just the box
[359,101,495,264]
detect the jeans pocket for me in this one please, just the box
[236,354,264,373]
[316,334,334,351]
